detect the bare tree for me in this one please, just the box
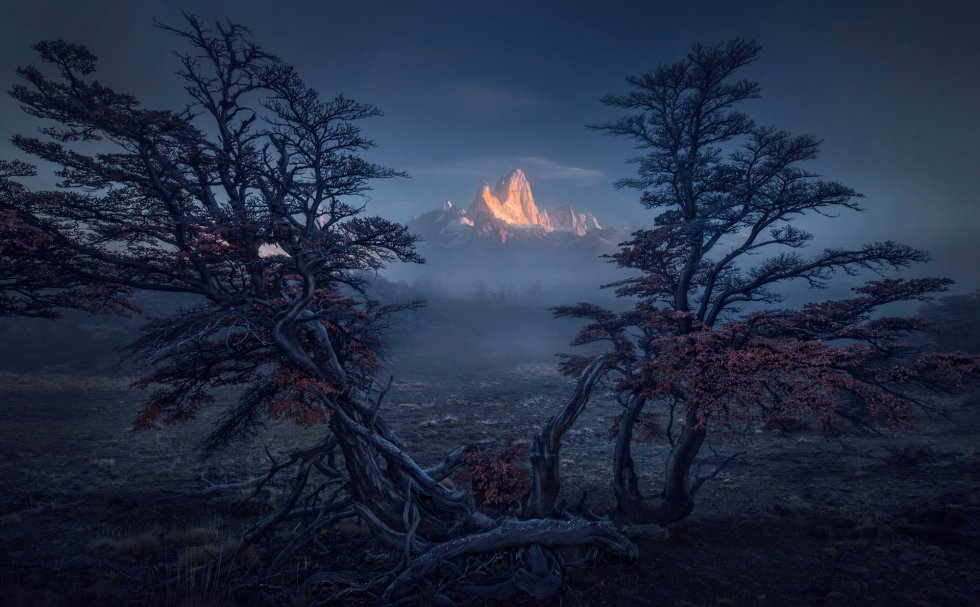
[4,23,974,602]
[548,39,979,525]
[0,16,635,602]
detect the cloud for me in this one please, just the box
[410,156,603,184]
[440,83,540,118]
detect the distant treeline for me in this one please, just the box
[2,282,976,376]
[918,289,980,353]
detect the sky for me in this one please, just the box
[1,0,978,292]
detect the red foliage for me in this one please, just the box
[267,367,334,426]
[457,444,532,509]
[607,412,665,443]
[0,25,423,450]
[622,280,980,438]
[635,413,666,443]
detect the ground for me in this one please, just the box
[0,344,977,606]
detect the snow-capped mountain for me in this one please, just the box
[546,204,603,235]
[472,168,547,226]
[394,169,628,293]
[412,168,605,245]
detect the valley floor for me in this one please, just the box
[0,354,977,606]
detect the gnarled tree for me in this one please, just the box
[4,21,976,602]
[551,39,980,525]
[0,16,635,603]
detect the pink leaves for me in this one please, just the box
[133,391,214,429]
[458,444,532,508]
[635,413,665,443]
[267,366,334,427]
[618,280,980,439]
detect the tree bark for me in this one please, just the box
[382,517,638,602]
[321,391,496,537]
[331,414,408,529]
[612,393,647,524]
[650,407,706,524]
[525,356,609,518]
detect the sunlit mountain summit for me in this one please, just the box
[398,169,624,292]
[412,169,604,245]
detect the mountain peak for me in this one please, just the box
[466,167,540,226]
[495,168,529,190]
[410,169,607,247]
[414,168,603,237]
[504,168,527,182]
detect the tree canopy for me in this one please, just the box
[0,23,424,445]
[0,26,977,603]
[555,38,980,524]
[0,16,642,602]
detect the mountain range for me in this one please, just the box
[409,168,607,245]
[393,169,628,293]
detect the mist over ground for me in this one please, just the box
[0,3,978,604]
[1,271,978,606]
[0,277,618,380]
[3,274,977,383]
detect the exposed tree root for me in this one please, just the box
[382,517,637,602]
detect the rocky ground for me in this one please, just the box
[0,349,977,606]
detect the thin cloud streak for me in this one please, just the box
[410,156,603,184]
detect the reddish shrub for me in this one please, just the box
[457,444,531,509]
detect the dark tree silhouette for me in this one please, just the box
[544,39,980,525]
[0,17,635,602]
[1,26,429,525]
[3,22,977,602]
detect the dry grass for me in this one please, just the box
[84,517,260,590]
[165,525,222,549]
[0,511,23,525]
[0,370,136,393]
[82,519,259,606]
[90,457,116,470]
[166,537,258,607]
[88,526,165,556]
[418,414,460,428]
[175,540,256,571]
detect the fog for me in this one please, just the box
[4,262,973,386]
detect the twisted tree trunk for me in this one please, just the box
[382,517,638,603]
[611,393,647,524]
[525,356,609,518]
[331,414,408,527]
[649,407,706,524]
[325,392,494,539]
